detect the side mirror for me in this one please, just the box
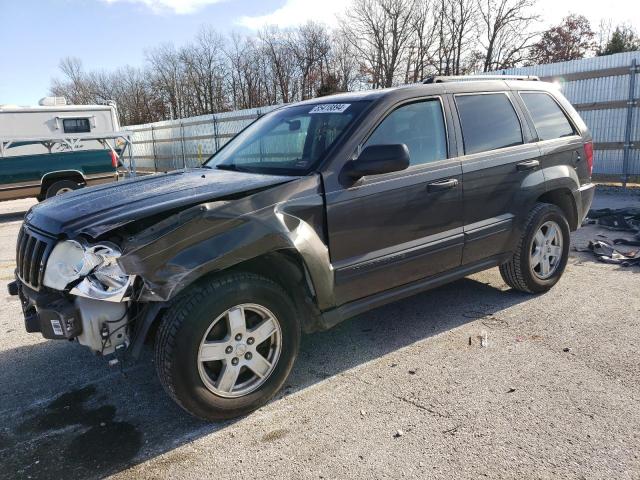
[341,144,410,182]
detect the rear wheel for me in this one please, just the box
[45,179,82,198]
[154,272,300,421]
[499,203,570,293]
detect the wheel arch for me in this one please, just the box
[536,188,579,230]
[134,249,326,358]
[219,249,325,333]
[40,170,86,196]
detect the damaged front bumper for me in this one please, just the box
[8,279,81,339]
[8,278,129,355]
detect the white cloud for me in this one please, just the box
[237,0,347,29]
[101,0,226,14]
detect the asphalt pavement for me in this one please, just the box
[0,189,639,480]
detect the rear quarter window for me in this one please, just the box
[520,92,575,140]
[455,93,523,155]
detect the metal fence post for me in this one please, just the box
[622,59,638,188]
[150,125,158,172]
[180,122,186,169]
[213,114,220,152]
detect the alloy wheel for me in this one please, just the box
[197,303,282,398]
[530,220,563,280]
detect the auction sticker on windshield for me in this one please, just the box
[309,104,351,114]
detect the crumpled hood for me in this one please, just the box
[27,168,295,237]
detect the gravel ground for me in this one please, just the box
[0,189,639,480]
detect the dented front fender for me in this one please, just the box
[118,175,335,309]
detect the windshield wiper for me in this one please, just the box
[216,164,245,172]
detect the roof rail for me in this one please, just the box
[422,74,540,84]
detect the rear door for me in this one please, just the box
[516,91,584,184]
[325,97,464,305]
[453,91,545,264]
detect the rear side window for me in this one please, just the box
[455,93,523,155]
[63,118,91,133]
[364,99,447,166]
[520,92,575,140]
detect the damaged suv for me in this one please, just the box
[9,76,595,420]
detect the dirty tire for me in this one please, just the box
[154,272,300,421]
[500,202,570,294]
[45,179,81,198]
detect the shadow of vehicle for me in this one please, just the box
[0,275,531,480]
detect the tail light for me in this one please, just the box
[109,150,119,169]
[583,141,593,176]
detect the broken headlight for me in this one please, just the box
[43,240,132,302]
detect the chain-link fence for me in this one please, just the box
[126,105,281,172]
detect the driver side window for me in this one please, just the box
[364,99,447,165]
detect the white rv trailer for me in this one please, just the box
[0,97,129,157]
[0,98,135,201]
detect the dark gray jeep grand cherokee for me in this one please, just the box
[9,76,595,420]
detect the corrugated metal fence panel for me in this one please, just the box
[594,149,640,175]
[494,51,640,77]
[562,76,640,104]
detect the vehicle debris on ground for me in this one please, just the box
[578,208,640,266]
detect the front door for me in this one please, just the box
[325,98,464,306]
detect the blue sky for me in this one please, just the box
[1,0,637,106]
[0,0,347,105]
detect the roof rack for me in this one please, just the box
[422,74,540,84]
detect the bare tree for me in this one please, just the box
[259,26,299,103]
[404,0,438,82]
[146,44,190,119]
[180,27,229,114]
[329,29,364,92]
[51,59,163,125]
[341,0,418,88]
[595,19,614,55]
[226,33,268,109]
[432,0,478,75]
[478,0,540,71]
[289,22,332,100]
[110,66,164,125]
[50,58,96,104]
[50,1,554,126]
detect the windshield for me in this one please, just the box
[206,101,369,175]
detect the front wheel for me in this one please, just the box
[500,203,570,293]
[154,272,300,421]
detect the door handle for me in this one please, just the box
[516,160,540,171]
[427,178,459,192]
